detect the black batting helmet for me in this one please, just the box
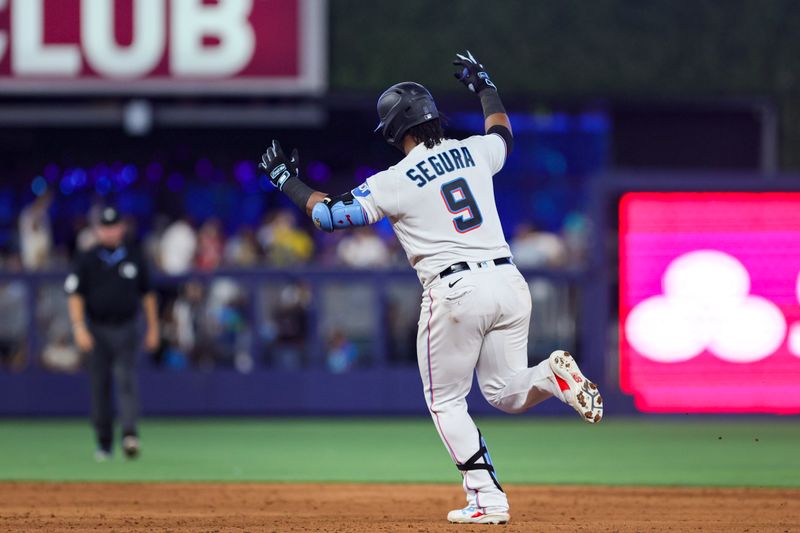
[374,82,439,149]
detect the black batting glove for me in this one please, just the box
[453,50,497,93]
[259,140,299,190]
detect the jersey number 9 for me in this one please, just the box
[440,178,483,233]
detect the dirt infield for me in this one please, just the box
[1,482,798,532]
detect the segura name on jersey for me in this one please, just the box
[405,147,476,188]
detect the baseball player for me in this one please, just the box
[259,51,603,525]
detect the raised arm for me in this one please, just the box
[258,141,368,232]
[453,51,513,153]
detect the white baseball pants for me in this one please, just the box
[417,263,565,511]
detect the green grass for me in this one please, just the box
[0,417,797,487]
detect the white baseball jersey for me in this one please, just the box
[353,134,511,286]
[351,131,581,515]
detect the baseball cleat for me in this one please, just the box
[548,350,603,424]
[447,505,510,524]
[122,435,140,459]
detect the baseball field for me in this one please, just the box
[1,417,798,532]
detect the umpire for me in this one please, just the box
[65,207,159,461]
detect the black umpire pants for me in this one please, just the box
[88,320,140,451]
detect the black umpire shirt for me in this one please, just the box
[65,242,151,324]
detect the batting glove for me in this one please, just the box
[453,50,497,93]
[259,140,299,190]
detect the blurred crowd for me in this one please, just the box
[10,194,591,273]
[13,193,401,272]
[0,195,588,375]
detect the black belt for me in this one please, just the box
[439,257,512,279]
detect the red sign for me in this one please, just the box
[0,0,326,94]
[619,192,800,414]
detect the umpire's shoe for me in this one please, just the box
[122,435,140,459]
[94,449,111,462]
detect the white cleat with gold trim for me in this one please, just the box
[549,350,603,424]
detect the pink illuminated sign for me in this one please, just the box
[619,192,800,414]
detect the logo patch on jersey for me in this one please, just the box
[352,183,372,197]
[119,262,138,279]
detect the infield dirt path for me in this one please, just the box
[1,482,798,532]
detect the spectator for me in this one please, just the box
[223,226,260,268]
[336,227,390,268]
[171,281,204,366]
[561,211,591,266]
[37,278,75,374]
[18,191,53,270]
[326,330,358,373]
[65,201,106,259]
[160,216,197,274]
[268,282,311,369]
[195,218,224,272]
[510,223,567,268]
[143,213,170,270]
[75,215,99,254]
[204,278,251,371]
[0,255,27,371]
[257,210,313,266]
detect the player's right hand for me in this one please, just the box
[73,324,94,353]
[259,140,299,190]
[453,50,497,93]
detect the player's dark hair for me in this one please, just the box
[408,118,445,149]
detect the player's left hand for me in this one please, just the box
[259,140,299,190]
[452,50,497,93]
